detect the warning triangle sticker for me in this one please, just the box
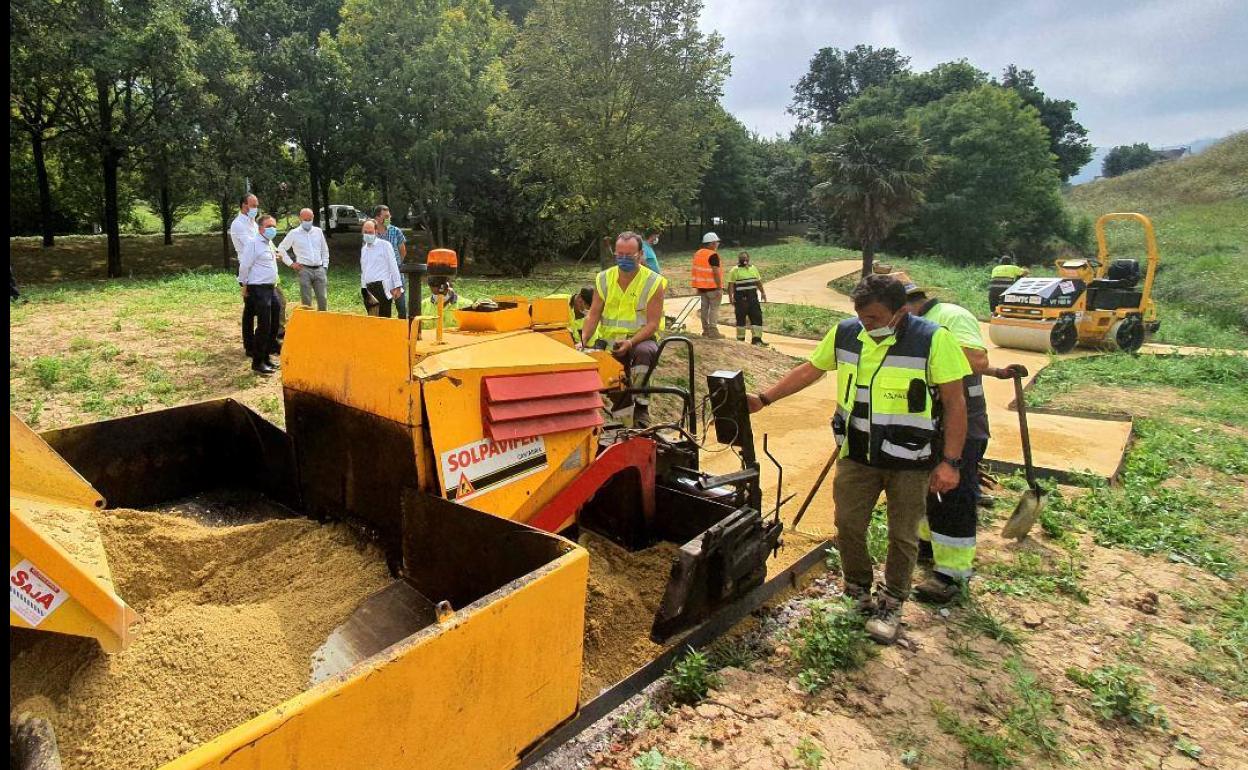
[456,473,476,499]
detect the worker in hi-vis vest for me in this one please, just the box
[691,232,724,338]
[566,287,594,346]
[746,274,970,645]
[727,250,767,345]
[988,254,1029,312]
[581,231,667,427]
[894,272,1027,604]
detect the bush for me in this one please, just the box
[666,647,720,704]
[793,598,873,692]
[1065,663,1168,727]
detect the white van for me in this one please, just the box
[322,204,363,232]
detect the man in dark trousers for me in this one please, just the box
[237,214,283,375]
[727,251,767,345]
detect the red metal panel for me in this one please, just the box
[526,437,655,533]
[483,370,601,402]
[486,393,604,423]
[485,410,603,441]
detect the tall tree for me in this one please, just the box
[1000,65,1093,182]
[502,0,729,247]
[10,0,74,247]
[63,0,204,276]
[1102,143,1164,178]
[697,109,759,233]
[840,59,988,123]
[900,85,1070,262]
[790,45,911,126]
[811,116,933,276]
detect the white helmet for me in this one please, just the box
[702,232,720,244]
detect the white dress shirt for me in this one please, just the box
[277,225,330,269]
[229,212,257,258]
[360,240,403,295]
[238,234,280,286]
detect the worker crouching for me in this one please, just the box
[581,231,667,428]
[748,274,970,644]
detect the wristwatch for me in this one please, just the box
[942,455,964,470]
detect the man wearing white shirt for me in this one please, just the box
[230,194,287,356]
[277,208,330,311]
[358,218,404,317]
[238,214,283,375]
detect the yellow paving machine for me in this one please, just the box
[10,256,783,769]
[989,212,1161,353]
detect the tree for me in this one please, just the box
[1102,143,1163,178]
[898,85,1071,262]
[1000,65,1092,182]
[338,0,510,246]
[10,0,74,247]
[811,116,933,276]
[62,0,205,276]
[790,44,910,126]
[697,109,759,233]
[502,0,729,249]
[840,59,988,123]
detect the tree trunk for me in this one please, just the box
[220,193,231,269]
[308,148,324,234]
[160,183,174,245]
[94,71,123,277]
[861,241,876,277]
[31,131,55,248]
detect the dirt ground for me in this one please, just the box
[586,528,1248,769]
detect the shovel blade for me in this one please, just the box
[310,579,437,685]
[1001,489,1045,541]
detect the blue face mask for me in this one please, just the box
[247,208,259,220]
[363,233,377,245]
[616,257,638,273]
[263,226,277,240]
[300,221,313,232]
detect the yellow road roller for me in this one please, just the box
[989,212,1160,353]
[11,274,781,769]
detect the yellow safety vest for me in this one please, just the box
[991,264,1027,280]
[593,266,665,343]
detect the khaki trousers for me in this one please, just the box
[698,289,721,335]
[832,457,929,601]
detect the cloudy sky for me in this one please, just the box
[701,0,1248,148]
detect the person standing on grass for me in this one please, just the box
[893,272,1027,604]
[746,274,969,645]
[692,232,724,338]
[727,251,767,346]
[359,219,404,318]
[642,229,662,274]
[230,194,261,356]
[277,208,331,311]
[238,214,283,375]
[375,205,408,316]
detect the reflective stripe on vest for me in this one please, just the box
[729,265,762,292]
[829,315,943,470]
[594,266,663,342]
[919,301,987,423]
[692,249,719,289]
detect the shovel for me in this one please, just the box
[1001,369,1046,540]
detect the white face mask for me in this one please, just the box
[363,233,377,245]
[300,220,313,231]
[864,312,902,339]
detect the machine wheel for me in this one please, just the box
[1050,316,1079,353]
[1110,315,1145,352]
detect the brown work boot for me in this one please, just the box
[842,582,874,615]
[865,594,904,645]
[914,573,964,605]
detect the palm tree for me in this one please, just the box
[812,116,934,276]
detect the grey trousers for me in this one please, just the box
[297,265,328,310]
[698,289,721,335]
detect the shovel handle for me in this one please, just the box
[792,448,838,529]
[1012,372,1038,489]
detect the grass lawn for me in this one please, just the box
[758,302,849,340]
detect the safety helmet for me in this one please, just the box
[702,232,720,244]
[998,254,1016,265]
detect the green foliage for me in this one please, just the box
[980,551,1088,603]
[1065,664,1168,728]
[1102,143,1164,178]
[616,700,664,732]
[1001,657,1064,759]
[795,736,827,769]
[30,357,64,389]
[699,108,761,226]
[999,65,1092,182]
[792,598,873,692]
[932,703,1016,768]
[763,303,849,340]
[811,115,934,272]
[790,44,911,126]
[631,749,694,770]
[503,0,728,245]
[666,647,721,704]
[706,638,758,671]
[956,600,1022,648]
[1175,737,1203,760]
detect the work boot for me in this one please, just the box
[842,582,874,615]
[917,539,934,567]
[265,356,280,369]
[865,594,904,645]
[914,573,964,605]
[251,361,276,376]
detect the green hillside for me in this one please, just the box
[1066,132,1248,335]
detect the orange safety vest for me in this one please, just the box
[692,248,720,290]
